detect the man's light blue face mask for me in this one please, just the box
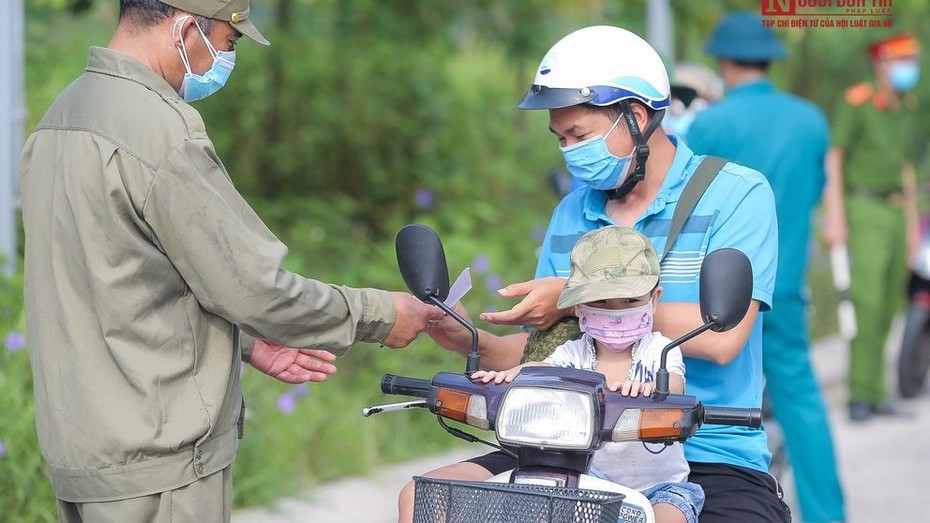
[889,59,920,93]
[173,16,236,103]
[559,113,635,192]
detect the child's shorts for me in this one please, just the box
[641,481,705,523]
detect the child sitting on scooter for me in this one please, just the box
[472,225,703,523]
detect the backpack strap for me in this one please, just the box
[663,156,727,259]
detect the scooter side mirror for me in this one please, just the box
[395,223,481,373]
[395,224,450,302]
[655,248,754,399]
[699,248,753,332]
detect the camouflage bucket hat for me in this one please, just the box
[162,0,269,46]
[556,226,660,309]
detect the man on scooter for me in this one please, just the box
[410,25,787,523]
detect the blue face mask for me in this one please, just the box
[559,114,634,191]
[174,16,236,103]
[663,112,695,138]
[889,60,920,92]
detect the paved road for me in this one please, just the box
[784,321,930,523]
[234,321,930,523]
[232,447,485,523]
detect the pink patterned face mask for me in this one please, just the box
[577,302,654,352]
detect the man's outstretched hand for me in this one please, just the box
[425,302,475,356]
[479,276,570,328]
[250,339,338,384]
[381,292,445,348]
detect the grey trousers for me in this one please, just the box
[56,466,232,523]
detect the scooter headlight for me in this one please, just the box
[496,387,597,450]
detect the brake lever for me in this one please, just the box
[362,400,428,417]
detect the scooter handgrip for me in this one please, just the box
[380,374,431,398]
[702,406,762,428]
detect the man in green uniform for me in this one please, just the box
[823,34,921,421]
[19,1,442,520]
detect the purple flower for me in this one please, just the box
[277,392,297,414]
[485,274,503,294]
[240,362,247,376]
[293,382,309,398]
[0,439,6,458]
[531,225,546,243]
[414,189,434,209]
[4,332,25,352]
[471,255,491,274]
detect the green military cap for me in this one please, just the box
[556,226,660,309]
[162,0,269,46]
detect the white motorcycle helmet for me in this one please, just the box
[518,25,671,111]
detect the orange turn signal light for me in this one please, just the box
[639,409,686,439]
[435,388,489,429]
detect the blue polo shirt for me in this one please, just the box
[536,138,778,472]
[686,79,827,297]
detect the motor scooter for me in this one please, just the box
[365,224,763,523]
[898,227,930,398]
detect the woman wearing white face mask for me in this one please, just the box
[472,226,702,523]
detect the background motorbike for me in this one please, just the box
[364,224,764,523]
[898,227,930,398]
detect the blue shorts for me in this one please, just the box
[641,481,705,523]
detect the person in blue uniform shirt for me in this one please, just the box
[686,11,846,523]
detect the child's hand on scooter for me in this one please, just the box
[471,368,520,384]
[609,379,654,398]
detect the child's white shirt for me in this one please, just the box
[543,331,689,491]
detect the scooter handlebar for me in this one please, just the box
[702,406,762,428]
[380,374,431,398]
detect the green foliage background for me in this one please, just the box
[3,0,929,518]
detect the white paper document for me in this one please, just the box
[444,267,472,308]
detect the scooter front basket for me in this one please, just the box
[412,476,625,523]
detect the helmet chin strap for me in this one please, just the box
[606,100,665,200]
